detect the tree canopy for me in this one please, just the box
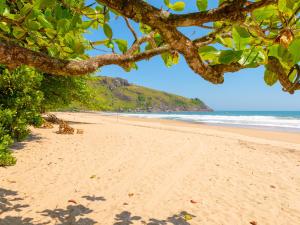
[0,0,300,93]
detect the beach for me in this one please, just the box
[1,112,300,225]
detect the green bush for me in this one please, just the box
[0,66,44,166]
[0,66,93,166]
[40,74,94,111]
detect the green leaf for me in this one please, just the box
[115,39,128,53]
[288,39,300,64]
[106,41,114,49]
[26,20,41,31]
[198,46,220,61]
[37,15,53,29]
[264,69,278,86]
[139,23,152,34]
[219,50,243,64]
[103,23,113,39]
[57,19,70,34]
[161,52,180,67]
[20,3,32,16]
[0,22,10,33]
[269,44,293,65]
[278,0,295,13]
[232,26,251,50]
[216,35,233,48]
[81,21,94,29]
[252,5,278,22]
[45,28,56,39]
[0,0,7,15]
[239,48,266,67]
[169,2,185,11]
[12,27,26,39]
[196,0,208,11]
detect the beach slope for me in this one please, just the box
[1,112,300,225]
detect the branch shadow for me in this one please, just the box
[114,211,196,225]
[38,195,106,225]
[0,187,41,225]
[40,204,97,225]
[1,188,195,225]
[0,188,28,214]
[0,188,105,225]
[0,216,49,225]
[113,211,142,225]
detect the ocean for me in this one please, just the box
[115,111,300,132]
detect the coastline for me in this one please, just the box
[1,112,300,224]
[101,112,300,144]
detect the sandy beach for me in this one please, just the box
[1,112,300,225]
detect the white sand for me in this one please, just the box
[1,112,300,225]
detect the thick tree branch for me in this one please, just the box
[97,0,225,83]
[166,0,276,27]
[0,41,169,75]
[1,0,297,93]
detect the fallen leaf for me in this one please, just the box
[90,175,96,179]
[250,221,257,225]
[128,193,134,197]
[190,200,198,204]
[183,214,193,221]
[68,199,77,204]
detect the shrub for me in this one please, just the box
[0,66,44,166]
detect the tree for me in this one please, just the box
[0,0,300,93]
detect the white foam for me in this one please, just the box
[113,113,300,130]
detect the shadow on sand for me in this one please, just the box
[10,134,43,151]
[1,188,195,225]
[113,211,195,225]
[0,189,101,225]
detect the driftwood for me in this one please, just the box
[40,120,54,129]
[43,113,84,135]
[57,120,75,135]
[44,113,61,124]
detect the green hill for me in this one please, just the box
[69,76,212,112]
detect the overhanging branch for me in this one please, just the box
[0,41,169,75]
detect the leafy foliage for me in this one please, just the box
[0,0,96,166]
[0,66,43,166]
[40,74,93,111]
[0,0,299,89]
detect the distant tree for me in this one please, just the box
[0,0,299,94]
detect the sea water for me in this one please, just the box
[116,111,300,132]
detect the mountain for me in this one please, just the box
[74,76,212,112]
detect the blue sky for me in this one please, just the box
[85,0,300,111]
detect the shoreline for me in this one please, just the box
[100,111,300,133]
[98,112,300,144]
[1,112,300,225]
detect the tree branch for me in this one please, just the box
[0,41,169,75]
[166,0,276,27]
[124,17,138,42]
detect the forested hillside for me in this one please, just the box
[66,76,212,112]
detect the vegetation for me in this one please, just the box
[0,0,299,92]
[1,0,300,165]
[0,66,43,166]
[64,76,211,112]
